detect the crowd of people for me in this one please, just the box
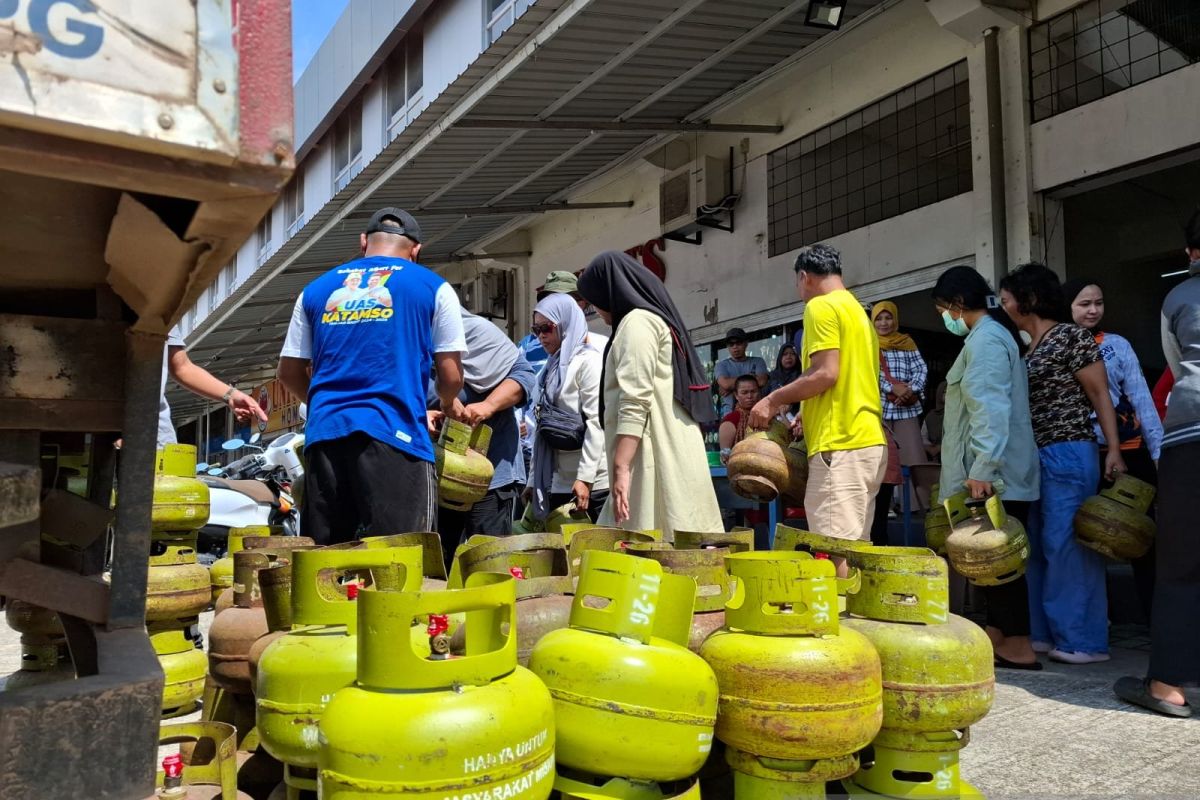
[256,204,1198,720]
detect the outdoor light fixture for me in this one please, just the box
[806,0,846,29]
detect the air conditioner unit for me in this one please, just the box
[659,155,730,234]
[460,270,508,318]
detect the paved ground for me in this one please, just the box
[3,612,1197,797]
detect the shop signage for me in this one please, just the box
[251,378,303,435]
[624,237,667,281]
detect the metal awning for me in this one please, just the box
[170,0,887,422]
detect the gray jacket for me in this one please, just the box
[938,315,1039,503]
[1161,262,1200,450]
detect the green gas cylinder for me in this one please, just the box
[625,543,735,653]
[530,550,718,786]
[255,546,423,797]
[841,547,993,799]
[151,619,208,718]
[701,552,883,798]
[944,493,1029,586]
[318,573,556,799]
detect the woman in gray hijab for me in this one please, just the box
[524,292,609,522]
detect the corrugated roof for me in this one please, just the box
[170,0,883,421]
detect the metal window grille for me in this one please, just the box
[1030,0,1200,123]
[767,61,971,257]
[487,0,534,45]
[333,97,363,192]
[386,26,425,140]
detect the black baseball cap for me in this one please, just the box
[726,327,749,343]
[365,207,421,243]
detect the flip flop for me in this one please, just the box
[1113,676,1192,718]
[995,655,1043,671]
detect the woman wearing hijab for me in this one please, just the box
[524,294,609,523]
[767,344,801,394]
[576,251,723,537]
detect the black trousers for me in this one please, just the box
[1149,441,1200,686]
[870,483,895,547]
[982,500,1033,638]
[549,490,610,525]
[439,483,519,567]
[302,432,436,546]
[1099,444,1158,621]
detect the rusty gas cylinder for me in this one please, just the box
[727,421,808,504]
[1075,474,1156,560]
[208,550,296,694]
[564,527,661,577]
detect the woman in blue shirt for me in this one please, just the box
[933,266,1041,669]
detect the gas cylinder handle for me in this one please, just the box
[353,532,449,579]
[723,551,839,636]
[355,572,516,691]
[570,550,694,646]
[291,547,424,632]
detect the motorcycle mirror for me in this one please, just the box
[250,432,263,445]
[222,438,246,451]
[207,467,223,476]
[195,463,209,473]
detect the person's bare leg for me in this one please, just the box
[993,632,1037,664]
[1150,680,1188,706]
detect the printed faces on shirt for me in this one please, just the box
[321,266,398,324]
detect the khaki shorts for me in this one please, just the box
[805,445,888,541]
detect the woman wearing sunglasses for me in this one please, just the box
[523,293,609,523]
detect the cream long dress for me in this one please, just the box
[596,309,723,539]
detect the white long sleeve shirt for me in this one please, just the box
[547,347,609,494]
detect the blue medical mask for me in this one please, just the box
[942,309,969,337]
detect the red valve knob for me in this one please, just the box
[814,552,830,560]
[509,566,525,579]
[346,582,359,600]
[427,614,449,638]
[162,754,183,779]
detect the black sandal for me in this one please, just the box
[995,655,1043,671]
[1114,676,1192,718]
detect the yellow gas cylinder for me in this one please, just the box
[944,493,1029,586]
[153,445,211,532]
[255,546,423,797]
[555,775,702,799]
[158,721,254,800]
[147,551,212,622]
[626,543,736,653]
[673,528,755,553]
[841,547,993,799]
[727,421,808,504]
[248,549,306,689]
[530,550,718,785]
[772,525,875,614]
[434,419,494,510]
[700,552,882,797]
[151,618,209,718]
[450,532,574,665]
[318,573,556,799]
[1074,473,1156,560]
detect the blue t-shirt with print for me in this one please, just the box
[303,256,444,462]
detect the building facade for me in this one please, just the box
[174,0,1200,443]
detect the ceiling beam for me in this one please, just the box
[417,131,527,207]
[455,119,783,134]
[424,250,532,265]
[344,201,632,221]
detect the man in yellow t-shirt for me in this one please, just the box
[751,243,886,555]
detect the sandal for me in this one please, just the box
[1113,676,1192,718]
[995,655,1043,671]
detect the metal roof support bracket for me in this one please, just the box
[454,119,782,134]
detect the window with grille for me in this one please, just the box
[487,0,534,45]
[333,97,363,193]
[1030,0,1200,122]
[223,262,236,298]
[386,26,425,140]
[766,62,971,257]
[256,213,273,265]
[285,172,305,237]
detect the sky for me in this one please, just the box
[292,0,350,79]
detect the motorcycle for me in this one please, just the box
[194,430,304,559]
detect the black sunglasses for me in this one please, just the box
[530,322,556,336]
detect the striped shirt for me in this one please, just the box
[878,348,928,421]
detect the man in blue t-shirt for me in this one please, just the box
[278,208,467,544]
